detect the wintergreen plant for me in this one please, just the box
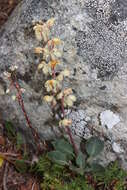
[33,18,78,155]
[33,18,105,176]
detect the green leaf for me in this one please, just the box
[16,133,23,150]
[69,165,84,175]
[47,151,68,166]
[15,160,27,173]
[90,163,105,173]
[86,137,104,157]
[5,121,16,139]
[76,151,85,170]
[52,139,74,157]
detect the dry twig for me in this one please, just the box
[3,162,9,190]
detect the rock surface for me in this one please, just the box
[0,0,127,168]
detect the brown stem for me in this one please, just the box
[0,152,31,165]
[0,152,20,157]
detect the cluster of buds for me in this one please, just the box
[3,65,25,100]
[3,65,18,79]
[34,18,76,128]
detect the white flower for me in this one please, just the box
[52,38,61,45]
[38,62,45,70]
[63,88,73,96]
[57,92,63,100]
[67,95,76,102]
[61,69,70,77]
[56,69,70,82]
[49,60,60,70]
[33,24,44,41]
[12,95,16,101]
[43,95,57,106]
[20,88,26,93]
[56,88,76,107]
[56,74,64,81]
[9,65,18,71]
[46,18,55,28]
[42,48,50,61]
[6,88,10,94]
[64,97,73,107]
[59,119,72,127]
[48,38,61,46]
[38,62,51,75]
[3,71,11,78]
[52,48,62,59]
[43,95,54,102]
[34,47,43,54]
[64,95,76,107]
[45,79,61,93]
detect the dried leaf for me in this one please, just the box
[0,136,5,146]
[0,157,4,167]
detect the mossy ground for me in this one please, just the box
[0,121,126,190]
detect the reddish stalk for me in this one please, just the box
[51,65,78,155]
[61,96,65,117]
[66,126,78,156]
[8,76,43,152]
[61,96,78,156]
[15,82,40,141]
[52,67,56,78]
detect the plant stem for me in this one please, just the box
[15,82,40,142]
[52,67,56,78]
[61,97,78,156]
[9,77,43,152]
[61,96,65,117]
[66,126,78,156]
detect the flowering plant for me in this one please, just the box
[34,18,78,155]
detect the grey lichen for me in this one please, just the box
[69,109,92,139]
